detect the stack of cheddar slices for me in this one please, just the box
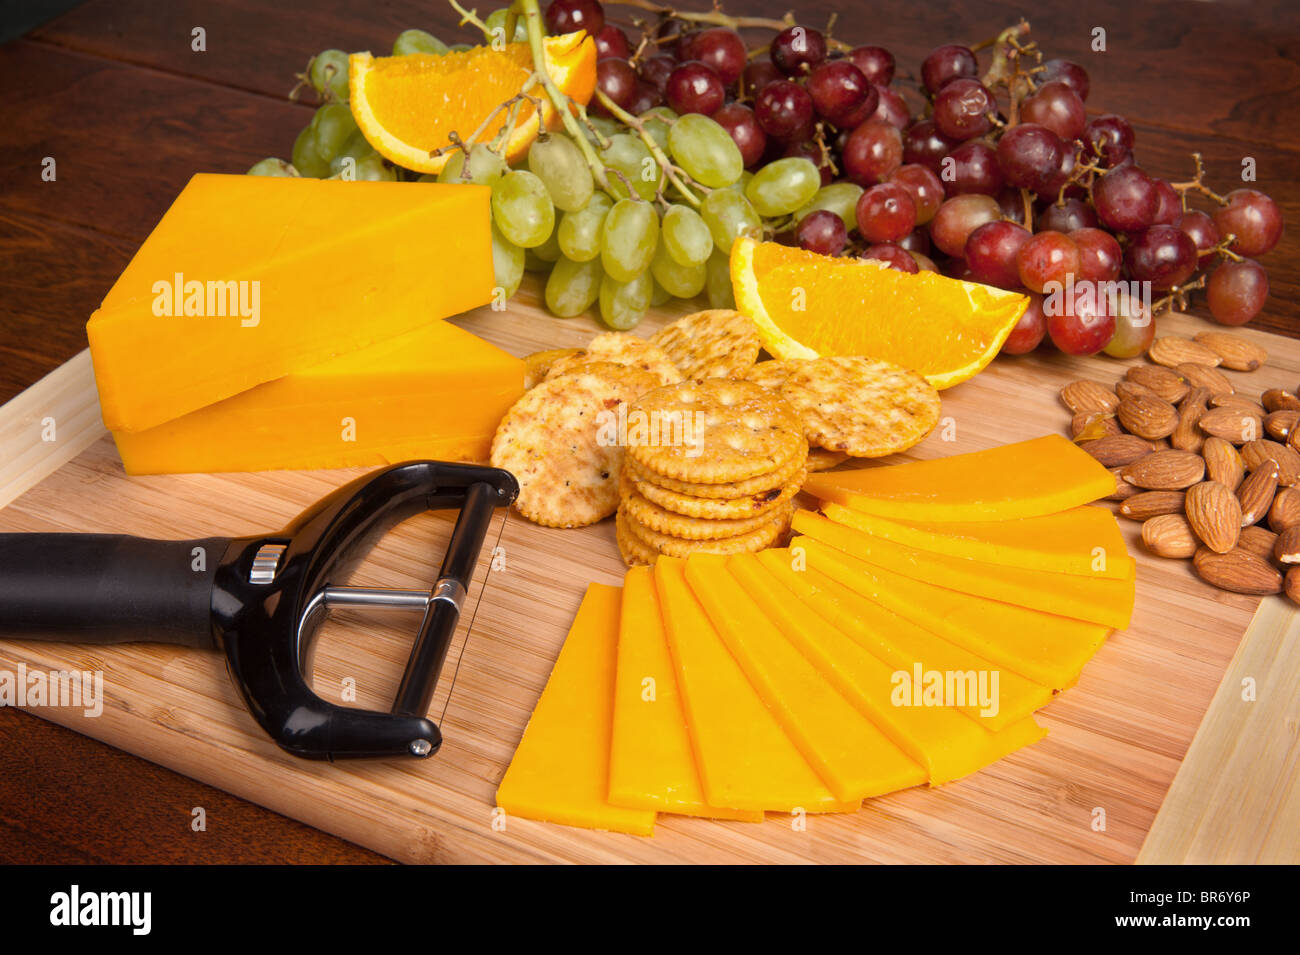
[496,435,1136,835]
[87,174,524,473]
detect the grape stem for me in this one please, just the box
[447,0,492,38]
[429,82,541,159]
[1151,275,1207,316]
[593,87,705,206]
[1170,152,1228,205]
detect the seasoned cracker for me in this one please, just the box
[490,364,661,528]
[649,309,762,380]
[627,378,806,484]
[523,348,582,390]
[743,359,809,392]
[806,448,850,472]
[615,507,658,566]
[624,442,807,500]
[546,332,683,386]
[621,501,794,558]
[632,470,805,521]
[781,357,941,457]
[620,477,781,540]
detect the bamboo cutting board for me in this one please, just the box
[1,289,1297,864]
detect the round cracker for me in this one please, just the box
[743,358,809,392]
[806,448,850,472]
[632,470,805,520]
[649,309,762,380]
[627,378,806,484]
[546,331,683,387]
[624,442,807,500]
[621,478,781,540]
[523,348,583,390]
[781,357,941,457]
[490,364,662,528]
[622,501,793,558]
[615,507,658,566]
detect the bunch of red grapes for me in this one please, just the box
[547,0,1285,358]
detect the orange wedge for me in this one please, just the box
[349,31,596,175]
[730,237,1029,389]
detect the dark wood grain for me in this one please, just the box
[0,0,1298,864]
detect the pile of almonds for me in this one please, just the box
[1061,331,1300,604]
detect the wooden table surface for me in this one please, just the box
[1,0,1297,864]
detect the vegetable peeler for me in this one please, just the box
[0,461,517,760]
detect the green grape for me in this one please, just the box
[638,107,678,155]
[745,157,821,217]
[794,182,864,232]
[599,134,662,201]
[308,49,350,101]
[291,126,331,178]
[393,28,449,56]
[650,242,708,298]
[531,223,563,263]
[545,257,604,317]
[437,144,508,185]
[700,188,761,254]
[600,199,659,282]
[491,170,556,248]
[491,223,525,298]
[247,158,298,177]
[334,128,373,163]
[557,192,612,262]
[650,278,673,307]
[329,152,395,181]
[706,249,736,309]
[660,204,712,268]
[599,271,653,330]
[485,8,528,45]
[583,115,622,146]
[449,43,473,53]
[528,133,594,212]
[667,114,744,189]
[310,103,359,162]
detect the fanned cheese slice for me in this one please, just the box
[685,555,927,802]
[821,502,1134,580]
[654,557,858,814]
[496,584,656,836]
[608,567,763,821]
[794,510,1135,630]
[803,434,1116,522]
[796,538,1109,690]
[729,554,1046,784]
[755,550,1053,731]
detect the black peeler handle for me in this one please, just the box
[0,533,226,647]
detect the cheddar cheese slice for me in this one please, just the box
[608,568,762,821]
[755,549,1053,731]
[88,175,495,432]
[803,434,1116,522]
[654,557,858,814]
[112,319,523,473]
[496,583,656,836]
[728,554,1045,785]
[794,510,1134,630]
[821,503,1134,580]
[796,538,1109,690]
[685,554,927,802]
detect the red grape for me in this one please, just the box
[1016,230,1081,293]
[942,140,1002,196]
[545,0,604,37]
[929,194,1001,257]
[897,228,931,255]
[842,119,904,186]
[888,164,946,224]
[1093,164,1159,232]
[1213,189,1284,256]
[1176,209,1220,260]
[770,25,827,76]
[713,103,767,168]
[1040,59,1090,101]
[796,209,847,256]
[807,61,878,129]
[1083,114,1135,167]
[965,220,1032,288]
[1125,224,1198,290]
[921,44,977,94]
[902,119,958,173]
[996,123,1066,193]
[1001,293,1048,354]
[594,24,629,60]
[856,182,918,243]
[1151,179,1182,225]
[1069,227,1123,282]
[639,55,676,92]
[754,79,815,141]
[1039,197,1098,233]
[872,85,911,128]
[741,60,782,97]
[1020,81,1086,141]
[594,58,637,113]
[861,243,919,272]
[783,141,834,185]
[665,61,725,115]
[848,46,896,86]
[625,81,660,115]
[1103,295,1156,358]
[1207,259,1269,325]
[1046,281,1116,355]
[933,78,995,140]
[689,27,746,85]
[654,19,689,58]
[1036,144,1079,201]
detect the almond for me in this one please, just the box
[1209,393,1266,417]
[1171,386,1209,453]
[1121,449,1205,490]
[1286,567,1300,606]
[1117,395,1179,439]
[1105,466,1139,501]
[1198,407,1261,444]
[1201,436,1245,491]
[1125,365,1188,404]
[1148,336,1222,368]
[1192,547,1284,595]
[1289,427,1300,456]
[1274,526,1300,565]
[1177,363,1234,398]
[1141,515,1199,559]
[1269,487,1300,533]
[1185,481,1241,553]
[1193,331,1267,371]
[1119,490,1185,521]
[1115,379,1161,403]
[1261,389,1300,413]
[1236,462,1279,526]
[1263,410,1299,442]
[1060,379,1119,415]
[1240,439,1300,486]
[1071,411,1122,440]
[1239,525,1279,563]
[1080,434,1155,468]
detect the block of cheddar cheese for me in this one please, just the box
[112,320,523,474]
[88,174,495,432]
